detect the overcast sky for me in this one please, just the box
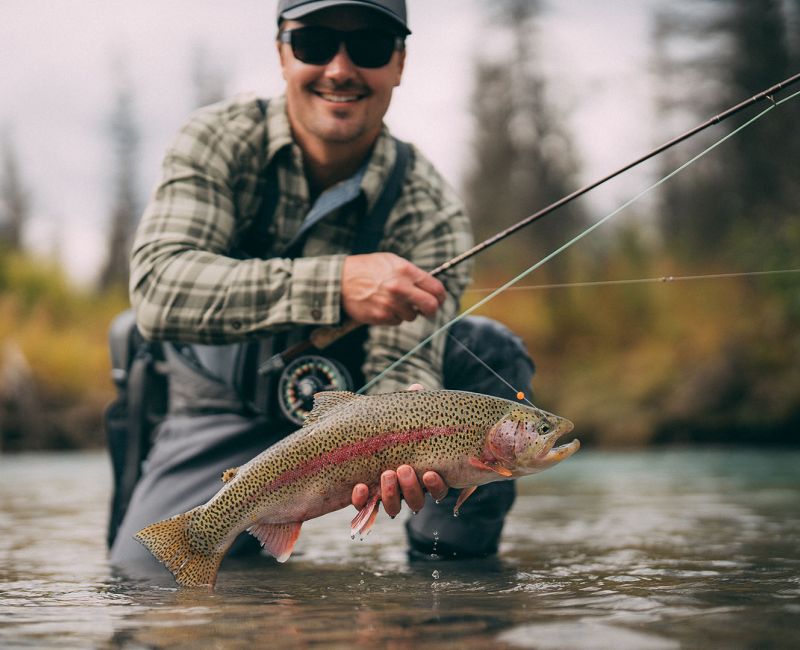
[2,0,661,285]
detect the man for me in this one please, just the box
[110,0,533,571]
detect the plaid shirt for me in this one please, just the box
[130,94,473,393]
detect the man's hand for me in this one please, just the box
[351,383,450,515]
[342,253,446,326]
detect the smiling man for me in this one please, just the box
[109,0,534,571]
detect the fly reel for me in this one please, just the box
[276,355,353,425]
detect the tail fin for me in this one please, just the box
[134,506,225,589]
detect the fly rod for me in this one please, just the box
[263,71,800,372]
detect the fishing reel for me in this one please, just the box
[276,355,353,425]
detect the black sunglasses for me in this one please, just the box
[279,26,403,69]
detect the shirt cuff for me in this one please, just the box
[289,255,345,324]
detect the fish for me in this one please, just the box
[134,389,579,588]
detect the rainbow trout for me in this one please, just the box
[135,389,578,588]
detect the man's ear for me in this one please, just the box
[394,48,406,87]
[277,41,289,80]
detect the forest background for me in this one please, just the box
[1,0,799,451]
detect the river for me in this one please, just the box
[1,449,798,649]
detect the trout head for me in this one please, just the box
[485,405,579,476]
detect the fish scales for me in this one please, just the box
[202,391,505,528]
[135,389,578,588]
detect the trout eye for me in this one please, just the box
[538,422,551,434]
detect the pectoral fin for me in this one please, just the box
[248,521,303,563]
[350,491,381,540]
[469,457,513,477]
[454,486,478,516]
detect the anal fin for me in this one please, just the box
[350,492,381,540]
[248,521,303,562]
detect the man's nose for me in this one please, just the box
[324,43,359,81]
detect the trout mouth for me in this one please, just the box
[541,437,581,463]
[535,419,580,464]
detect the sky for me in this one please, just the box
[2,0,661,285]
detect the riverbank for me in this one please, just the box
[1,250,799,451]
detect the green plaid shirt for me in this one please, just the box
[130,94,473,393]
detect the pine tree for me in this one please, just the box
[98,66,140,292]
[0,132,30,252]
[464,0,585,278]
[654,0,799,262]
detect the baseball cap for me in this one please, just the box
[277,0,411,35]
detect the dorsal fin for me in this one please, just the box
[303,391,362,426]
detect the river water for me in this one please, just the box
[1,449,798,649]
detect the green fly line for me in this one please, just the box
[465,268,800,294]
[357,88,800,395]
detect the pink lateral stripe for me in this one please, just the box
[261,425,471,496]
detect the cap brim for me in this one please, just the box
[280,0,411,35]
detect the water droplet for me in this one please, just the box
[432,570,440,580]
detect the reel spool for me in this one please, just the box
[277,355,353,425]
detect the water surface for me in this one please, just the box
[1,449,799,649]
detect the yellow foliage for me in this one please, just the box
[0,251,129,403]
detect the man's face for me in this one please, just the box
[278,7,406,152]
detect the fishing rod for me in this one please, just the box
[432,72,800,277]
[263,72,800,422]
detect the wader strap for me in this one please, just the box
[281,166,368,259]
[353,139,411,254]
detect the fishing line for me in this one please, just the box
[445,332,535,406]
[357,87,800,395]
[465,268,800,294]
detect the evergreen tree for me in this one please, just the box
[98,65,140,292]
[464,0,585,278]
[0,132,30,252]
[653,0,799,263]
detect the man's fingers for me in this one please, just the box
[411,272,447,306]
[422,471,449,502]
[404,286,441,318]
[394,300,418,323]
[351,483,369,510]
[381,470,401,518]
[397,465,425,513]
[342,253,447,325]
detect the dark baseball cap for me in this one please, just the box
[277,0,411,35]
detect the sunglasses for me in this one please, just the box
[279,26,404,69]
